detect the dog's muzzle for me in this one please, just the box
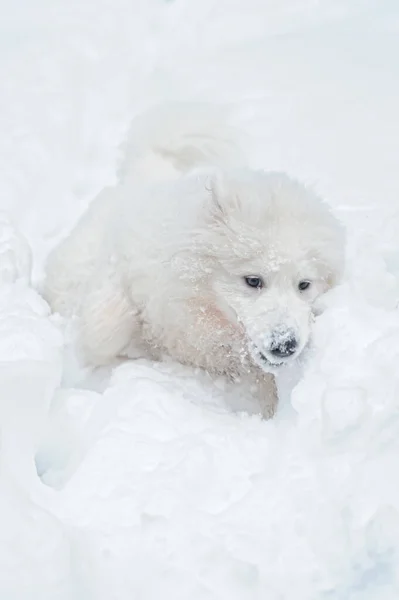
[249,328,301,373]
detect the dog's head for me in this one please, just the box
[197,170,345,373]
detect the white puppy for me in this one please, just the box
[44,103,345,417]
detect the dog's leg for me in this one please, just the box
[78,275,140,366]
[250,371,278,419]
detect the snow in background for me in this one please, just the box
[1,0,399,598]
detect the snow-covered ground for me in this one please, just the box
[1,0,399,598]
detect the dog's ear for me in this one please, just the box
[205,171,241,223]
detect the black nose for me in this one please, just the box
[270,336,298,358]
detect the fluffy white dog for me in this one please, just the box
[44,103,345,417]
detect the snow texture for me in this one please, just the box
[1,0,399,598]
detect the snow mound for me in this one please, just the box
[0,215,70,599]
[0,212,31,285]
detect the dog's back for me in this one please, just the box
[43,103,245,316]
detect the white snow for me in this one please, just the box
[1,0,399,598]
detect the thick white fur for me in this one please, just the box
[44,103,345,418]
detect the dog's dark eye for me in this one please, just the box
[244,276,263,289]
[298,280,311,291]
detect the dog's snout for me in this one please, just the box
[269,335,298,358]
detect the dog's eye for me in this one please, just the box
[244,276,263,289]
[298,280,311,291]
